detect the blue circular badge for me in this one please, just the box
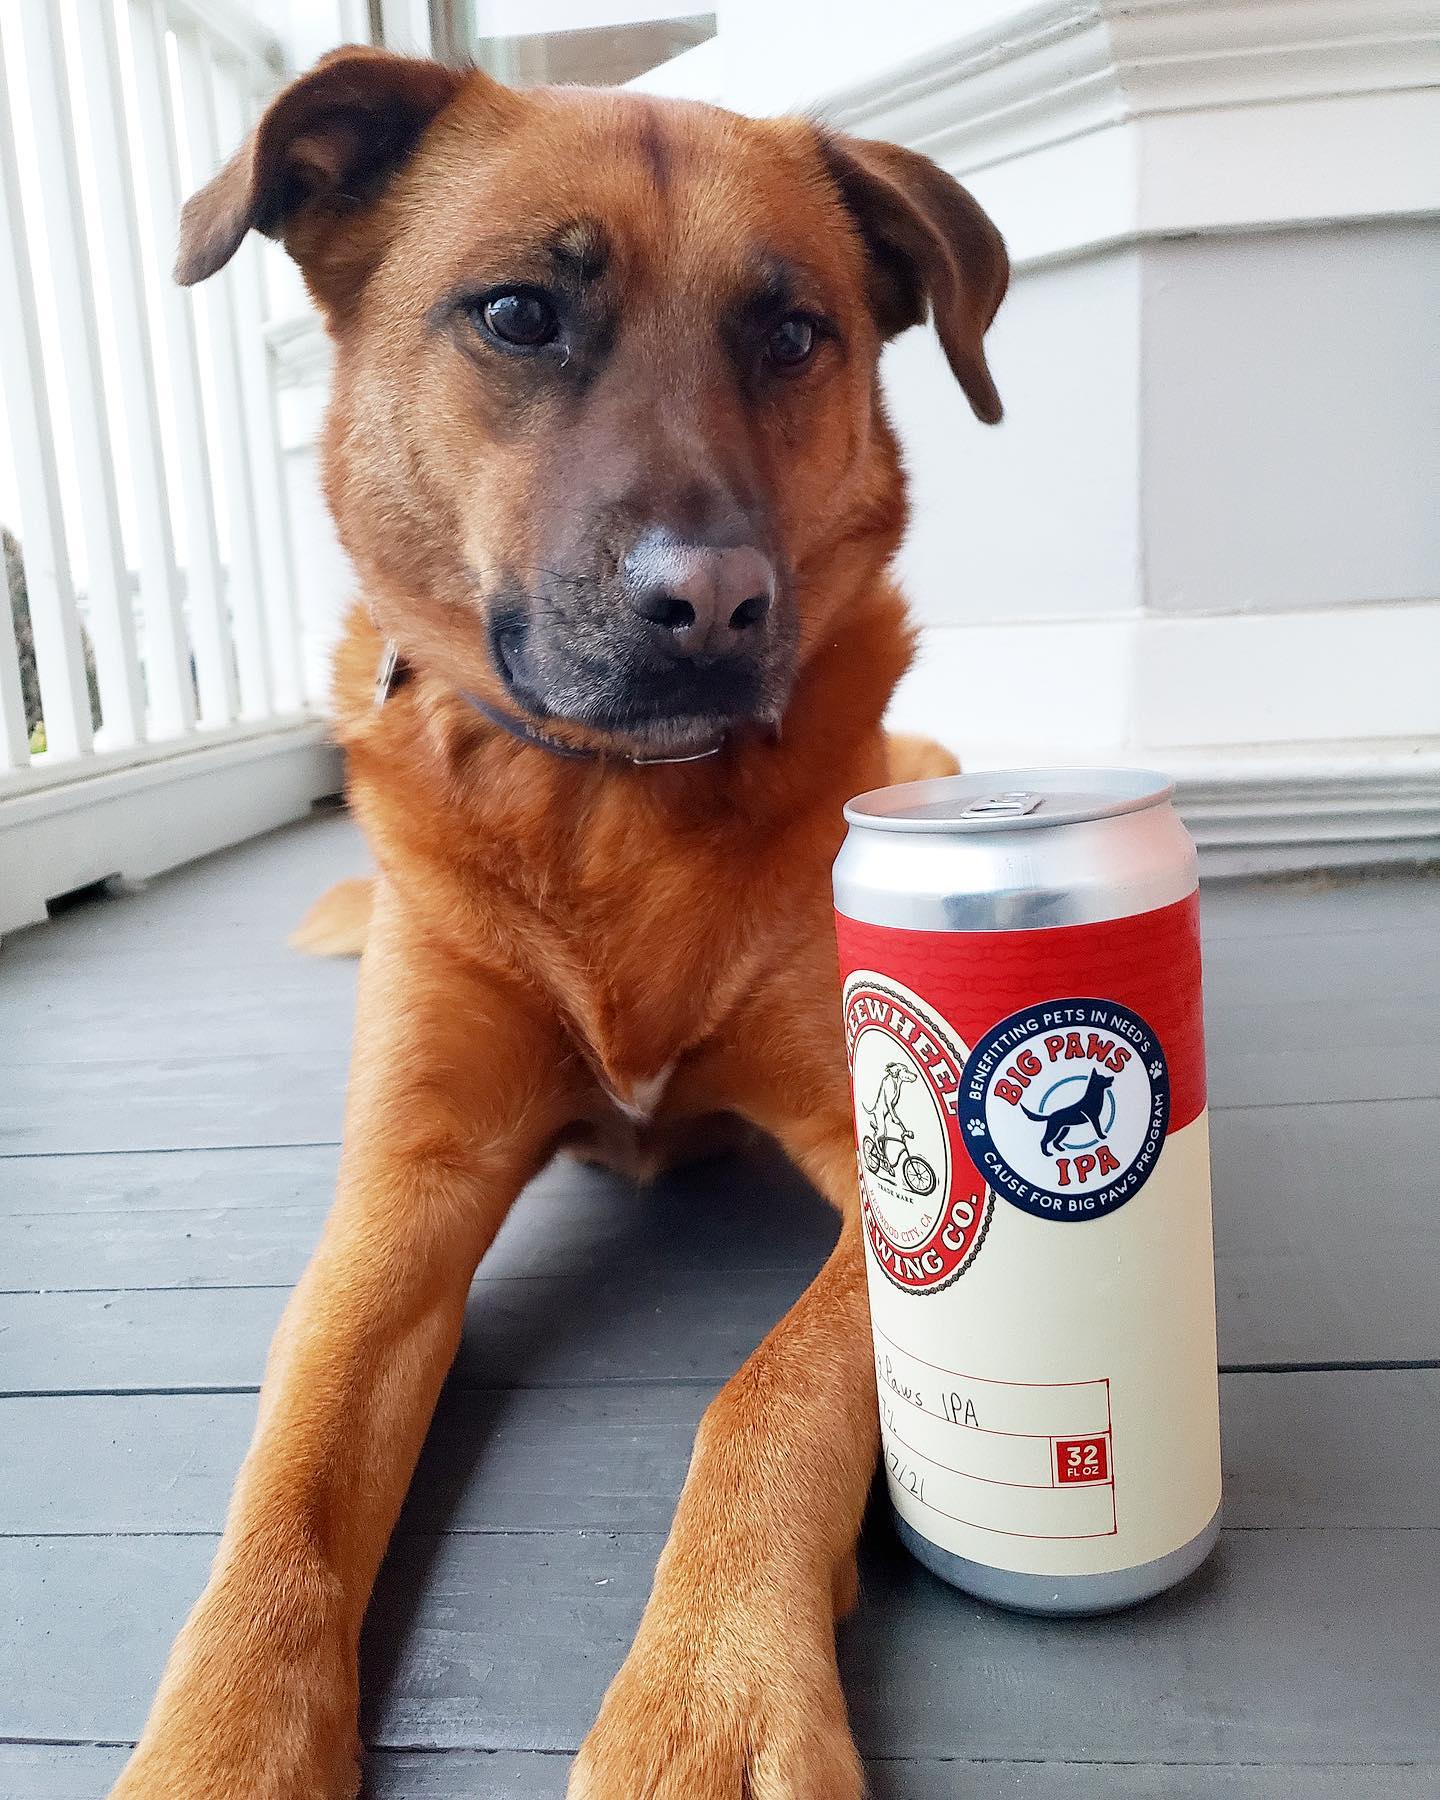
[958,998,1171,1221]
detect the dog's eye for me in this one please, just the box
[474,289,560,349]
[766,314,818,370]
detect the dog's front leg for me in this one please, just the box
[571,984,875,1800]
[112,904,568,1800]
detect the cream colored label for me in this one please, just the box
[865,1113,1221,1577]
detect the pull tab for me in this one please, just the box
[960,789,1042,821]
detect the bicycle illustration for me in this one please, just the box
[862,1062,938,1198]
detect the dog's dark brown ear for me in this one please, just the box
[175,47,472,296]
[820,133,1009,424]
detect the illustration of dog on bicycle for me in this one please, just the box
[861,1061,938,1198]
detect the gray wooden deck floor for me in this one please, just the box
[2,811,1438,1799]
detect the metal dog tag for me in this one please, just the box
[373,639,401,709]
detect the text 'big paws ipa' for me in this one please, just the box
[834,770,1221,1614]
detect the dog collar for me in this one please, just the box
[374,640,724,767]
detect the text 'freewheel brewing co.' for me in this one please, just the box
[833,770,1221,1614]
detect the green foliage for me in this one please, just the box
[5,524,104,739]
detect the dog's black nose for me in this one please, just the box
[623,530,775,659]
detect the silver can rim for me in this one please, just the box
[844,766,1177,834]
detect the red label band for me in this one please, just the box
[836,894,1206,1135]
[839,895,1206,1279]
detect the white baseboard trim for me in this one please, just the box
[934,742,1440,877]
[0,720,344,936]
[1176,754,1440,876]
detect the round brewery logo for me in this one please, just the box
[843,972,994,1294]
[959,998,1170,1222]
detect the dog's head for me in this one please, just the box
[179,50,1007,756]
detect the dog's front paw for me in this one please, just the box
[568,1612,862,1800]
[109,1570,361,1799]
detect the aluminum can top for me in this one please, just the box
[835,767,1193,931]
[844,768,1175,835]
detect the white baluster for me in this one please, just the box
[174,21,271,721]
[70,0,196,743]
[16,0,146,749]
[127,0,238,728]
[213,60,302,716]
[0,537,31,769]
[0,14,93,763]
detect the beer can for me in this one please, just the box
[833,769,1221,1614]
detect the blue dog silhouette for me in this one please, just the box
[1022,1067,1113,1155]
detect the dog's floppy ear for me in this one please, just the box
[820,132,1009,424]
[175,47,474,299]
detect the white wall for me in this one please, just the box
[1140,220,1440,619]
[890,247,1143,630]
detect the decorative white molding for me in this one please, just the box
[819,0,1440,268]
[824,0,1439,167]
[0,722,343,936]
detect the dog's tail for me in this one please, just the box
[1019,1104,1049,1122]
[290,877,375,958]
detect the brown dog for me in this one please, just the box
[112,48,1006,1798]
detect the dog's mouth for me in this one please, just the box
[485,586,791,756]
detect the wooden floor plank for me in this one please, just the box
[0,1140,837,1295]
[0,1143,338,1220]
[25,1745,1440,1800]
[0,1051,347,1155]
[5,1743,1435,1800]
[0,1746,132,1800]
[9,1525,1437,1764]
[7,1369,1437,1538]
[27,984,1432,1154]
[482,1146,841,1281]
[0,1285,289,1392]
[1211,1098,1439,1363]
[0,1260,812,1394]
[1219,1368,1440,1528]
[0,1385,699,1538]
[6,1173,1433,1386]
[1206,1000,1440,1108]
[0,812,365,954]
[3,1201,323,1294]
[1201,925,1440,1009]
[866,1767,1440,1800]
[1198,869,1440,942]
[361,1524,1440,1763]
[0,974,356,1070]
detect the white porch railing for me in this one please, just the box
[0,0,343,935]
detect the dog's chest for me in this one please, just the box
[601,1063,676,1124]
